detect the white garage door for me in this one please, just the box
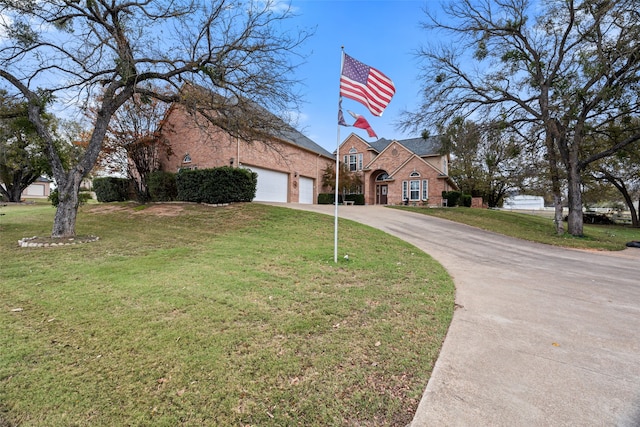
[246,166,288,202]
[26,184,45,196]
[299,177,314,204]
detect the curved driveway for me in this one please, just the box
[272,203,640,426]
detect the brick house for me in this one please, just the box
[338,133,457,206]
[157,104,334,204]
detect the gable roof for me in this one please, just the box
[275,126,333,159]
[373,136,442,157]
[168,83,333,159]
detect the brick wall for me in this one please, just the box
[157,106,334,203]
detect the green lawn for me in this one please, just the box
[0,202,454,426]
[394,206,640,251]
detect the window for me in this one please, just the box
[410,180,420,201]
[410,171,420,177]
[403,179,428,201]
[343,152,363,171]
[183,153,192,163]
[376,172,389,181]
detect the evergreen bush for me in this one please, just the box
[148,171,178,202]
[93,177,130,202]
[344,194,365,205]
[176,167,257,204]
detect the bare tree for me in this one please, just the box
[0,0,310,237]
[402,0,640,236]
[90,92,173,202]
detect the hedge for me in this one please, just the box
[148,171,178,202]
[344,194,365,205]
[176,167,257,204]
[318,193,343,204]
[93,177,130,202]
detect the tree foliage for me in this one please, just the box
[403,0,640,236]
[0,0,311,237]
[0,90,50,202]
[586,118,640,226]
[439,118,526,207]
[322,162,363,196]
[87,91,173,202]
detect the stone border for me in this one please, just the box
[18,235,100,248]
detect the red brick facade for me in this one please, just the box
[338,133,457,206]
[157,105,334,203]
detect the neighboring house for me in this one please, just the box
[17,176,52,199]
[157,104,334,204]
[338,133,457,206]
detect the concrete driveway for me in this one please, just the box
[271,203,640,426]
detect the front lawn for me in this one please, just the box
[0,202,454,426]
[395,206,640,251]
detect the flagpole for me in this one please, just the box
[334,48,345,263]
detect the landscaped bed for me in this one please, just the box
[0,202,454,426]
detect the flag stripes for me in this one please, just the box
[340,53,395,117]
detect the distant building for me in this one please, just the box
[503,195,545,210]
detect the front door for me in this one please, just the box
[376,184,388,205]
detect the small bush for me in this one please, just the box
[442,191,462,207]
[318,193,343,204]
[461,194,472,207]
[176,167,257,204]
[148,171,178,202]
[48,189,92,207]
[93,177,130,202]
[344,194,365,205]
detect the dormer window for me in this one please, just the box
[183,153,192,163]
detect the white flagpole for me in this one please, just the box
[334,49,345,263]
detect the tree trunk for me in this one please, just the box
[565,170,583,236]
[51,170,83,238]
[544,131,565,235]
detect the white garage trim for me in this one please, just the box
[245,166,288,202]
[299,177,314,204]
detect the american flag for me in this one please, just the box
[340,53,396,117]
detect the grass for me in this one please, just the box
[0,201,454,426]
[394,206,640,251]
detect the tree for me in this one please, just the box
[586,118,640,227]
[439,118,525,207]
[91,92,173,202]
[0,0,310,237]
[0,91,50,202]
[403,0,640,236]
[322,163,363,197]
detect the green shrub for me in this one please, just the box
[176,167,257,204]
[148,171,178,202]
[318,193,343,204]
[48,189,92,207]
[48,189,59,207]
[442,191,462,207]
[93,177,130,202]
[461,194,472,207]
[344,194,365,205]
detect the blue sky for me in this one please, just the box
[285,0,435,152]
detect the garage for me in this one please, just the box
[246,166,288,202]
[299,177,314,204]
